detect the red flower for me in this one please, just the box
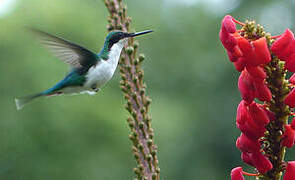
[238,70,271,103]
[238,70,255,103]
[282,125,295,148]
[289,73,295,84]
[253,80,272,102]
[234,57,246,72]
[271,29,295,61]
[236,114,266,140]
[284,161,295,180]
[284,88,295,108]
[252,37,271,65]
[250,152,273,173]
[271,29,295,72]
[248,102,270,126]
[236,133,260,153]
[246,66,267,80]
[241,152,254,166]
[291,117,295,130]
[231,167,245,180]
[236,101,266,140]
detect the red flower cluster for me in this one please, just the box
[220,15,295,179]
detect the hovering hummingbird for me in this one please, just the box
[15,29,153,110]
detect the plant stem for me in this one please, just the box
[104,1,160,180]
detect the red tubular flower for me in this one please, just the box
[237,115,266,140]
[231,167,245,180]
[291,117,295,130]
[246,66,267,80]
[249,102,270,126]
[285,54,295,72]
[236,101,266,140]
[282,125,295,148]
[236,100,250,125]
[236,133,260,153]
[238,70,255,103]
[271,29,295,61]
[234,57,246,72]
[271,29,295,72]
[237,37,258,66]
[284,161,295,180]
[222,15,237,33]
[289,73,295,84]
[250,152,273,174]
[284,88,295,108]
[252,37,271,65]
[253,80,272,102]
[241,152,254,166]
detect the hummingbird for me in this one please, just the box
[15,28,153,110]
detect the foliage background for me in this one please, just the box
[1,0,295,179]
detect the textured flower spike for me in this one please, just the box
[283,161,295,180]
[220,15,294,179]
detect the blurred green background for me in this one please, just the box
[1,0,295,179]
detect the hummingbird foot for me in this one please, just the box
[91,83,100,92]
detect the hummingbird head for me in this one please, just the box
[105,30,153,51]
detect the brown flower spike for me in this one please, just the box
[104,1,160,180]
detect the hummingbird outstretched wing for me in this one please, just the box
[30,28,98,68]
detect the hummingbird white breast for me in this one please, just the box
[84,39,127,90]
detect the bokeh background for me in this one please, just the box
[1,0,295,179]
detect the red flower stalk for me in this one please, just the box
[220,15,295,180]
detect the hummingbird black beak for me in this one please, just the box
[128,30,153,38]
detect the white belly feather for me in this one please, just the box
[61,39,126,95]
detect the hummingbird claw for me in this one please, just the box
[91,84,100,92]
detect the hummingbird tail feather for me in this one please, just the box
[15,93,43,110]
